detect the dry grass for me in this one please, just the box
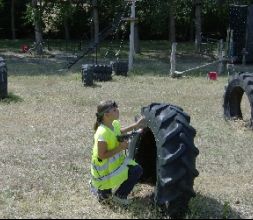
[0,41,253,218]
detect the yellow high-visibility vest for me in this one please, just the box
[91,120,137,190]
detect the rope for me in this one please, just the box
[115,21,129,60]
[66,0,130,69]
[175,60,222,75]
[104,2,130,60]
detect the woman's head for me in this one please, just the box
[94,100,119,130]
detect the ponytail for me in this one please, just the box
[94,113,103,131]
[93,121,99,131]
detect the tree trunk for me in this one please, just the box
[64,17,70,41]
[169,3,176,42]
[32,0,43,55]
[194,0,202,52]
[92,0,99,45]
[189,19,194,42]
[134,24,141,54]
[11,0,16,40]
[170,42,177,77]
[63,1,71,41]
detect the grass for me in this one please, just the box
[0,40,253,218]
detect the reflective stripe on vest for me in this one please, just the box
[92,157,130,182]
[91,152,122,172]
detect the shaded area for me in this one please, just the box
[6,52,250,78]
[1,41,253,78]
[3,55,77,76]
[186,193,242,219]
[133,52,217,76]
[0,41,220,77]
[120,193,242,219]
[135,127,157,185]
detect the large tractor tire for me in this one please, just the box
[0,57,8,99]
[82,64,93,86]
[223,72,253,127]
[129,103,199,218]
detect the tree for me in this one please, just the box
[169,0,176,42]
[11,0,16,40]
[45,0,75,41]
[62,0,72,41]
[91,0,99,44]
[194,0,202,52]
[31,0,43,54]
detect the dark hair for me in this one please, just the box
[93,100,118,131]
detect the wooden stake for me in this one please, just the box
[170,42,177,77]
[218,39,225,75]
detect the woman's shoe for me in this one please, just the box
[112,195,132,205]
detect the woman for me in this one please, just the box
[90,100,145,205]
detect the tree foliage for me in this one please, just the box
[0,0,3,9]
[0,0,253,40]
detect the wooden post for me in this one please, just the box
[229,30,234,63]
[170,42,177,77]
[194,0,202,52]
[225,28,230,57]
[128,0,136,71]
[218,39,225,75]
[92,0,99,45]
[242,48,247,66]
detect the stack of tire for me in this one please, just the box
[223,72,253,127]
[93,64,112,82]
[129,103,199,218]
[81,64,112,86]
[82,64,94,86]
[111,61,128,76]
[0,57,8,99]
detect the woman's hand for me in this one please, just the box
[121,115,146,134]
[119,140,128,151]
[135,116,146,129]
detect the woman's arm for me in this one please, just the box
[97,141,128,160]
[120,116,146,134]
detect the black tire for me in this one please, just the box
[129,103,199,218]
[93,64,112,81]
[82,64,93,86]
[0,57,8,99]
[112,61,128,76]
[223,72,253,127]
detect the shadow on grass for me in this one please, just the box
[0,93,23,104]
[82,83,102,88]
[5,56,72,76]
[186,193,241,219]
[106,192,242,219]
[2,51,217,77]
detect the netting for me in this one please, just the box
[229,5,248,63]
[246,5,253,63]
[229,4,253,64]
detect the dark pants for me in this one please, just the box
[98,164,143,200]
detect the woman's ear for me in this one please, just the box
[103,112,109,119]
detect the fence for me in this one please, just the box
[170,38,226,77]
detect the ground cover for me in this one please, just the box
[0,40,252,218]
